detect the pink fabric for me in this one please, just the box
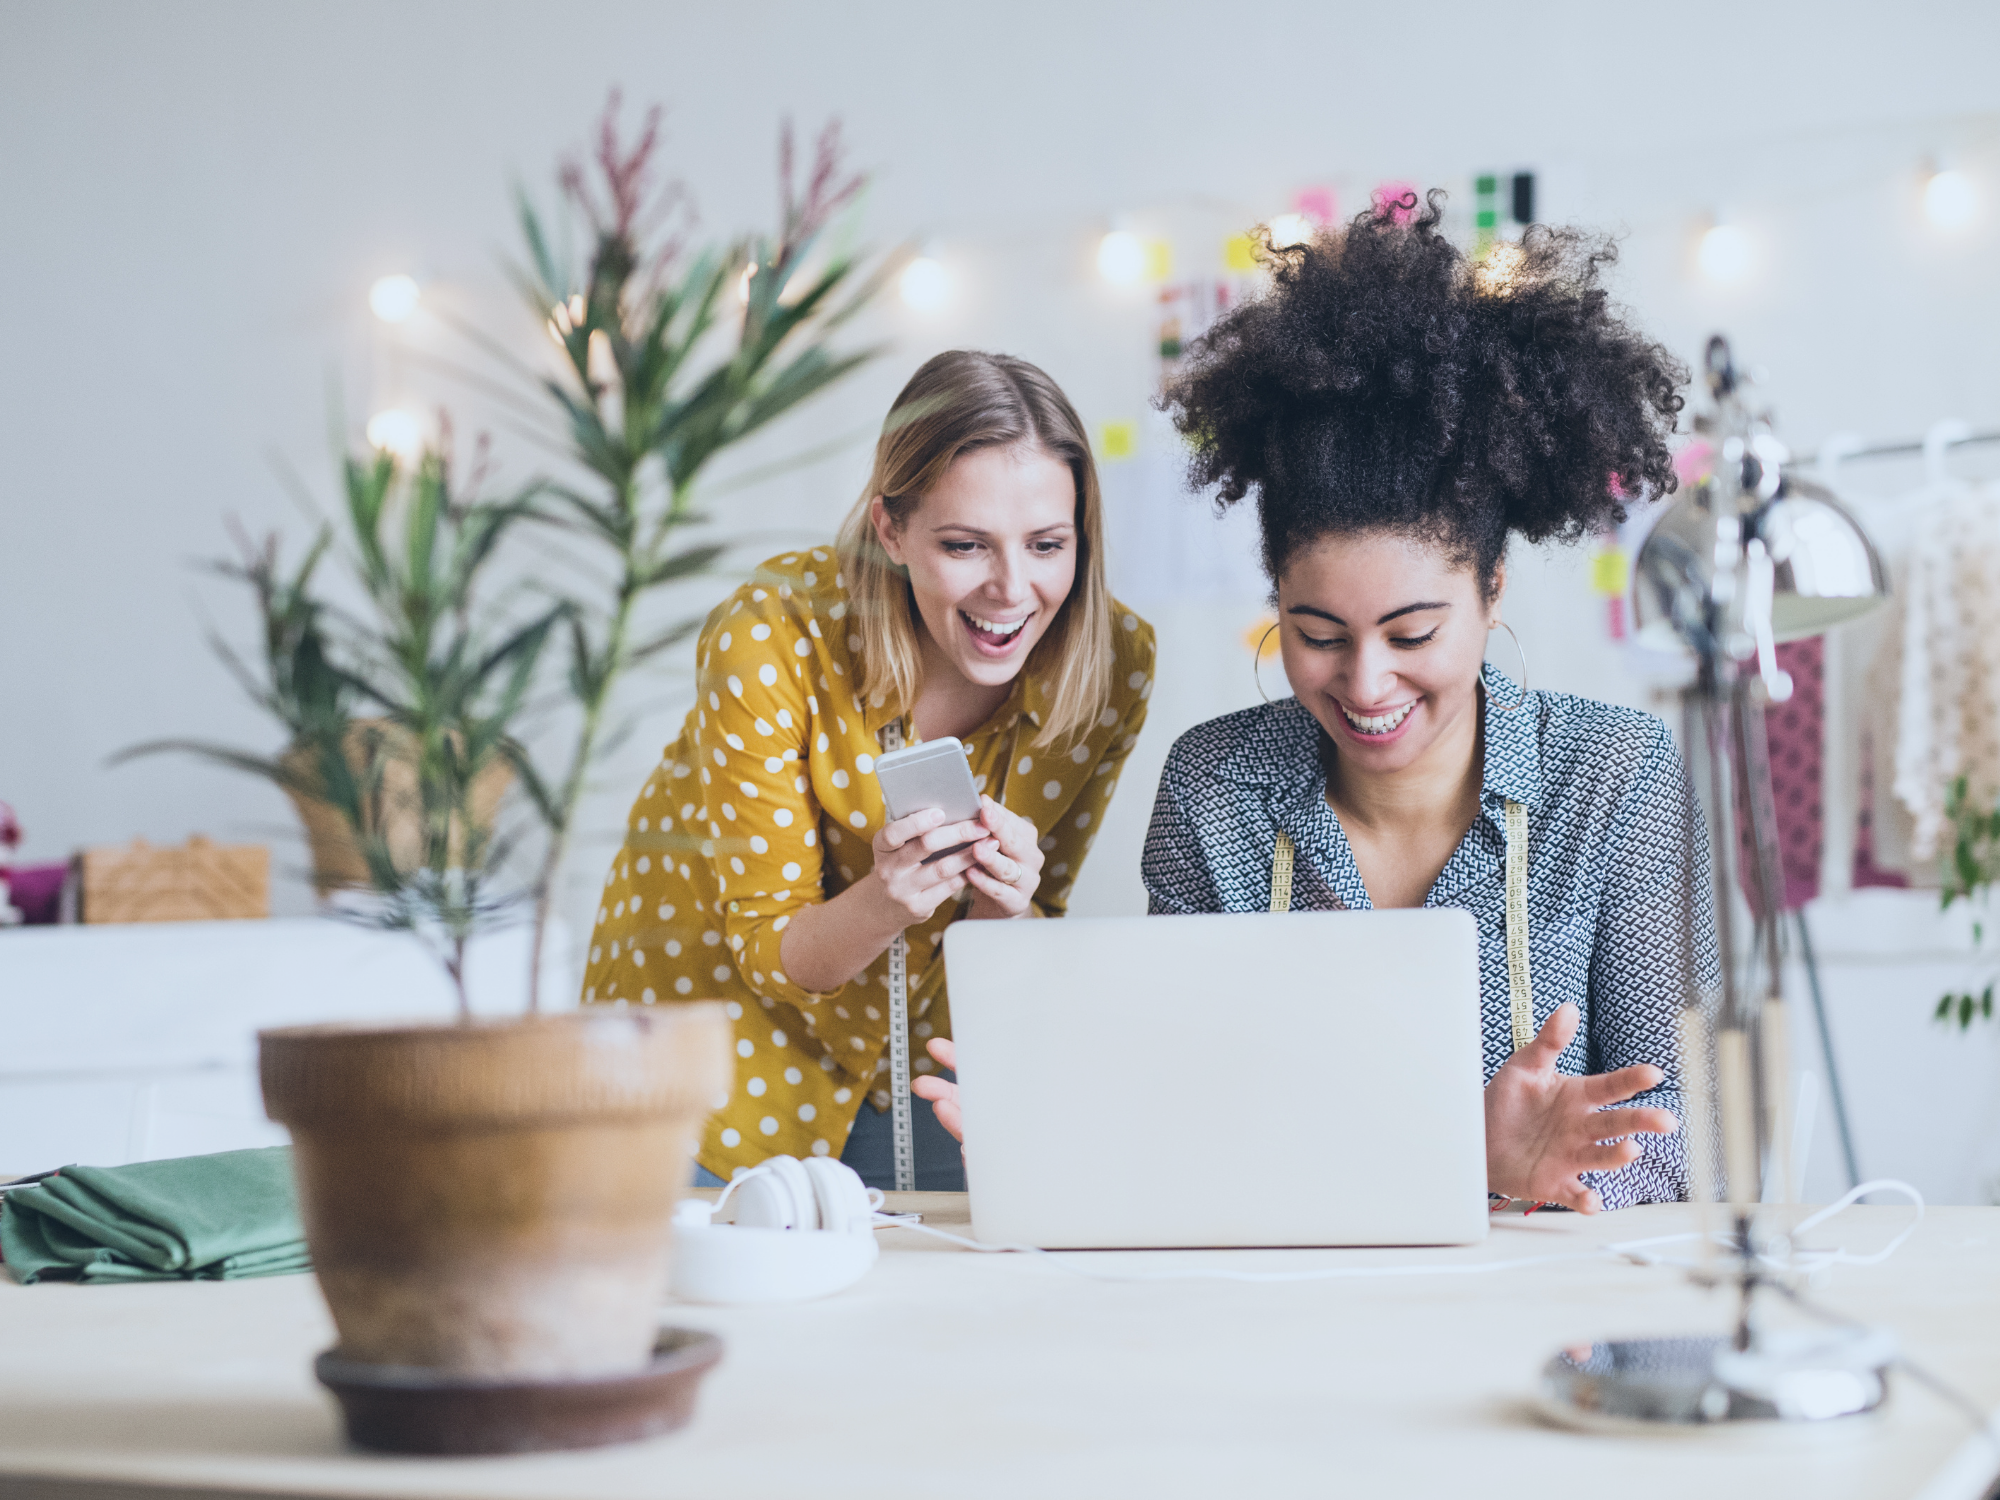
[5,862,66,925]
[1741,637,1825,912]
[1853,729,1911,890]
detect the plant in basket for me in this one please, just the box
[125,96,887,1451]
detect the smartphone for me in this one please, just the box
[874,736,984,865]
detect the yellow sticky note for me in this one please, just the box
[1098,421,1137,461]
[1590,547,1630,596]
[1244,616,1281,659]
[1224,234,1259,273]
[1145,239,1173,282]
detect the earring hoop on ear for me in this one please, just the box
[1253,624,1280,704]
[1485,621,1529,712]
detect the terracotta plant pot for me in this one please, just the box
[260,1006,731,1380]
[280,718,515,894]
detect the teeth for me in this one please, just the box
[963,612,1028,637]
[1340,701,1416,735]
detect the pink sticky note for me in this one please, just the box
[1372,181,1419,223]
[1294,187,1337,225]
[1673,440,1714,488]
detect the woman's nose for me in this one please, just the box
[1345,639,1401,704]
[984,549,1028,604]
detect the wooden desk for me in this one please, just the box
[1,1198,1996,1500]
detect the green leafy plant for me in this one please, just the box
[124,97,886,1016]
[1935,773,2000,1029]
[124,442,555,1007]
[204,518,353,747]
[466,97,887,1008]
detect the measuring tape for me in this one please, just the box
[879,719,917,1193]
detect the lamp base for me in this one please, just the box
[1537,1327,1893,1432]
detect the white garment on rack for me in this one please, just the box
[1822,488,1925,890]
[1890,479,2000,861]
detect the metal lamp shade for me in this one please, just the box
[1634,474,1888,653]
[1757,476,1889,640]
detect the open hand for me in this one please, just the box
[1484,1002,1678,1213]
[963,795,1044,920]
[911,1038,963,1142]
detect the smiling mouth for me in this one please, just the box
[1339,701,1417,735]
[960,610,1030,650]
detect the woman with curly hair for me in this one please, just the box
[1128,196,1715,1213]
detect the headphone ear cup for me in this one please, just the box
[761,1155,819,1231]
[802,1157,873,1235]
[728,1171,790,1229]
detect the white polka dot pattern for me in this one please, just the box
[580,548,1157,1180]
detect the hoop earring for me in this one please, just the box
[1254,624,1279,704]
[1485,621,1529,711]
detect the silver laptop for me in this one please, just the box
[943,911,1488,1248]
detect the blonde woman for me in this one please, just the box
[582,351,1156,1188]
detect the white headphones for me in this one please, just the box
[669,1156,886,1305]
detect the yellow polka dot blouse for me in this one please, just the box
[581,549,1156,1178]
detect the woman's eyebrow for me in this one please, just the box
[1284,601,1451,626]
[930,521,1076,538]
[1375,601,1451,624]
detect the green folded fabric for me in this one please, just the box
[0,1146,311,1284]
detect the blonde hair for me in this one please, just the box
[835,351,1113,750]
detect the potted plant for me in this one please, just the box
[131,98,885,1450]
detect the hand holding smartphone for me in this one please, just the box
[874,737,983,864]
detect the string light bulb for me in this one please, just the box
[1474,241,1526,295]
[1697,220,1755,284]
[368,275,420,323]
[1924,168,1977,230]
[365,409,424,463]
[899,256,951,312]
[1267,213,1313,249]
[1097,231,1146,286]
[547,293,586,346]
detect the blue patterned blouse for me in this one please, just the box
[1140,666,1717,1209]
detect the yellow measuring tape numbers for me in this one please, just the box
[1269,832,1296,914]
[1502,799,1534,1053]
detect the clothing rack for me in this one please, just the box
[1792,429,2000,468]
[1774,423,2000,1193]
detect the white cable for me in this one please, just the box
[869,1180,1926,1286]
[1772,1177,1924,1270]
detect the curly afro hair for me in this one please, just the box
[1160,192,1686,596]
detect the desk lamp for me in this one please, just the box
[1539,335,1893,1428]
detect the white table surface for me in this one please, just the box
[1,1197,1996,1500]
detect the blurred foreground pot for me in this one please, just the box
[260,1007,731,1380]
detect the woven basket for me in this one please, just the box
[80,836,269,923]
[281,720,513,894]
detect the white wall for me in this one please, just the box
[4,2,2000,1192]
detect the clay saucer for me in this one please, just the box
[315,1328,723,1455]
